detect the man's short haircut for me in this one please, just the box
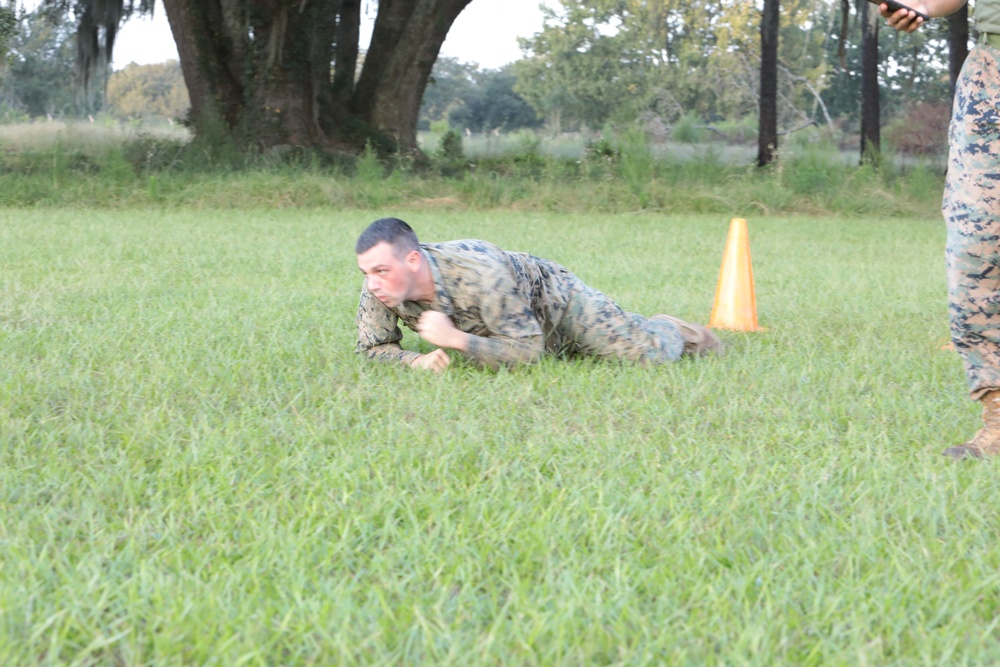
[355,218,420,256]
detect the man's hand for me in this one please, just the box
[880,2,927,32]
[409,348,451,372]
[415,311,470,352]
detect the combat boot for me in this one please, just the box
[650,314,724,358]
[943,389,1000,460]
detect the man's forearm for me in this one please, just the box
[463,334,545,370]
[359,342,421,367]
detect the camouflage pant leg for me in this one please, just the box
[552,281,684,364]
[944,45,1000,399]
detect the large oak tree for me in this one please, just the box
[52,0,472,156]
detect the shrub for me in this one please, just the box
[429,119,450,135]
[584,135,619,164]
[671,112,703,144]
[617,126,655,207]
[884,102,950,157]
[120,132,187,173]
[435,129,466,176]
[0,104,30,124]
[354,141,385,181]
[510,129,541,156]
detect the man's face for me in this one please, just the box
[357,241,418,308]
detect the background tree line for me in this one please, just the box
[513,0,960,154]
[0,7,187,121]
[0,0,971,160]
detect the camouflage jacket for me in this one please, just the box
[356,239,575,368]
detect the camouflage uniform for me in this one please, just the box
[356,239,684,369]
[944,38,1000,399]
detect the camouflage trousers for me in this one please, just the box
[544,279,685,364]
[944,43,1000,399]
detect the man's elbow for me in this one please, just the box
[497,338,546,367]
[355,343,379,359]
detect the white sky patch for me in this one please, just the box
[35,0,551,70]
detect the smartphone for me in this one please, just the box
[867,0,930,21]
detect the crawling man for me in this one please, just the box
[355,217,722,371]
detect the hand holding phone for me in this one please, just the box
[867,0,930,22]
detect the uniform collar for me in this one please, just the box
[394,246,454,318]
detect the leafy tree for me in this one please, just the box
[46,0,474,158]
[514,0,832,133]
[421,58,540,134]
[107,60,189,120]
[0,8,81,118]
[448,65,540,133]
[510,0,961,152]
[0,1,16,77]
[420,56,478,128]
[513,0,747,130]
[513,2,645,131]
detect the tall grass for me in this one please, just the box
[0,121,946,218]
[2,208,996,664]
[0,118,189,153]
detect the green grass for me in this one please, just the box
[3,208,997,665]
[0,121,945,218]
[0,158,945,220]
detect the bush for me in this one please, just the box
[435,129,466,177]
[884,102,950,157]
[671,112,703,144]
[429,119,450,136]
[354,141,385,181]
[711,116,757,144]
[120,132,187,173]
[617,126,654,207]
[510,129,541,156]
[779,142,849,195]
[0,104,30,124]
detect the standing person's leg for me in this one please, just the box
[556,281,721,363]
[942,45,1000,459]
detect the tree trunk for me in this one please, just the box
[159,0,472,156]
[355,0,473,153]
[948,3,970,101]
[757,0,779,167]
[332,0,360,108]
[161,0,244,131]
[245,0,339,148]
[860,0,880,163]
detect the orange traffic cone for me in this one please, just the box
[709,217,760,331]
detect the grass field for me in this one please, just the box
[3,207,999,665]
[0,119,946,220]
